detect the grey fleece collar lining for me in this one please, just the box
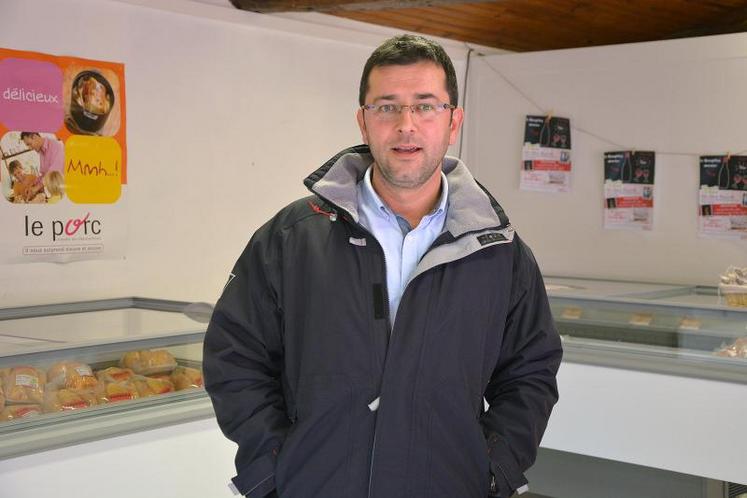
[311,151,506,237]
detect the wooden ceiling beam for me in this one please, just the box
[669,4,747,38]
[230,0,496,13]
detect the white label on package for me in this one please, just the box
[15,374,39,388]
[75,365,93,376]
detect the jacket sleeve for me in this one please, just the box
[480,238,562,498]
[203,225,289,498]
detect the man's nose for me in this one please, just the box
[396,107,416,133]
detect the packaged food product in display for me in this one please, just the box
[2,367,46,404]
[43,388,98,413]
[95,366,135,383]
[132,376,175,398]
[120,350,177,375]
[96,381,139,404]
[719,267,747,307]
[714,337,747,358]
[170,366,203,391]
[47,361,99,390]
[0,404,42,422]
[147,372,171,381]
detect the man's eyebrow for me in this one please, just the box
[371,93,440,103]
[372,94,398,103]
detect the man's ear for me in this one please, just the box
[356,108,369,144]
[448,107,464,146]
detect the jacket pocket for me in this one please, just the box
[425,383,490,498]
[487,435,529,497]
[231,451,277,498]
[275,374,353,498]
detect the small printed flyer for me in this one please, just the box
[0,47,127,263]
[698,155,747,239]
[603,151,655,230]
[521,115,572,193]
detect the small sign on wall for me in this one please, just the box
[603,151,655,231]
[698,155,747,239]
[521,115,572,193]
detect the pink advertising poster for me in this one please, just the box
[0,47,127,263]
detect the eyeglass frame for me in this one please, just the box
[360,102,457,120]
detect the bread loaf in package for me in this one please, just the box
[47,361,99,390]
[43,388,98,413]
[715,337,747,358]
[96,381,139,404]
[3,367,45,404]
[170,366,203,391]
[120,350,177,375]
[132,376,174,398]
[0,404,42,422]
[96,367,135,383]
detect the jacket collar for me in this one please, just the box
[303,145,510,238]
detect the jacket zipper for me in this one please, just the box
[366,234,391,498]
[309,198,390,498]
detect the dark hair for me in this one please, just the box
[359,34,458,106]
[8,160,21,174]
[20,132,40,140]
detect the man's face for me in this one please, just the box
[356,62,463,190]
[22,135,42,151]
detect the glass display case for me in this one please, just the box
[0,298,214,460]
[3,281,744,464]
[545,277,747,384]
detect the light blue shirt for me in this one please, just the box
[356,166,449,324]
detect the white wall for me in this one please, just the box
[463,34,747,285]
[0,0,490,307]
[1,417,240,498]
[544,362,747,485]
[3,2,745,302]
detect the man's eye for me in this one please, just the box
[416,103,435,112]
[378,104,397,113]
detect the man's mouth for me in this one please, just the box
[392,145,422,155]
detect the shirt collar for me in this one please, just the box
[360,165,449,223]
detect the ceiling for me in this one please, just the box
[230,0,747,52]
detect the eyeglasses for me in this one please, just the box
[361,102,455,122]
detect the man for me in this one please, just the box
[204,34,562,498]
[20,132,64,199]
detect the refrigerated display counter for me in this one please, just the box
[544,277,747,384]
[0,298,214,460]
[538,277,747,493]
[1,283,745,497]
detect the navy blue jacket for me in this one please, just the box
[204,146,562,498]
